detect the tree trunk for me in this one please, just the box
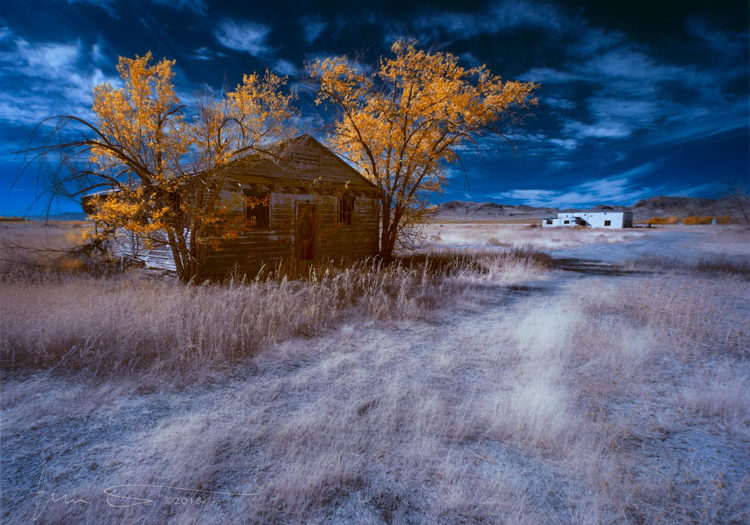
[380,236,395,263]
[380,196,395,263]
[165,227,189,282]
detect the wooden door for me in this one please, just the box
[295,202,317,261]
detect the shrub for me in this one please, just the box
[647,216,681,225]
[486,237,510,247]
[682,216,713,225]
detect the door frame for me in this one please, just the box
[295,201,317,261]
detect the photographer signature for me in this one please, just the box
[32,461,256,521]
[32,463,90,521]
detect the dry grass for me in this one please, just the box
[424,222,651,251]
[625,255,750,278]
[0,248,549,382]
[1,222,749,524]
[3,269,747,524]
[681,216,734,225]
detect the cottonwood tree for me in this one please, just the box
[25,52,296,282]
[309,40,538,261]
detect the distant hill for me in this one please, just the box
[632,196,715,209]
[433,201,559,220]
[432,196,748,222]
[630,196,747,220]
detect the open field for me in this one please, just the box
[0,220,92,251]
[424,222,652,251]
[425,222,750,258]
[1,222,749,523]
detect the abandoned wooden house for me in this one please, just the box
[84,135,381,278]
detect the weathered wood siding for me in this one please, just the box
[199,191,379,279]
[110,229,177,272]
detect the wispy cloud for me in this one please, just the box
[414,0,569,38]
[489,162,662,207]
[149,0,207,15]
[0,32,120,126]
[521,67,581,83]
[507,3,749,157]
[15,40,81,76]
[548,138,577,150]
[564,120,632,139]
[191,46,227,61]
[580,48,704,87]
[685,17,747,59]
[66,0,118,17]
[543,97,576,110]
[66,0,207,18]
[299,15,328,45]
[272,59,299,77]
[376,0,746,159]
[215,20,272,57]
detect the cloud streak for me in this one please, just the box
[414,0,569,38]
[489,163,662,207]
[215,20,273,57]
[149,0,207,15]
[488,3,747,158]
[299,15,328,45]
[0,33,121,126]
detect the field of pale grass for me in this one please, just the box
[424,222,652,250]
[1,222,749,523]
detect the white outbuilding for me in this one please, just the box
[542,211,633,228]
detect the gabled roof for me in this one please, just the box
[82,134,380,212]
[284,134,378,189]
[218,134,378,193]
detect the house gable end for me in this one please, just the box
[289,135,379,193]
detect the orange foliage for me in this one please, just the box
[79,53,296,281]
[682,216,713,225]
[647,216,681,225]
[309,39,538,260]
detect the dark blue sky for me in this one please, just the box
[0,0,747,215]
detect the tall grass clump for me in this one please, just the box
[0,249,549,380]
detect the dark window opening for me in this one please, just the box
[563,220,570,224]
[545,219,553,225]
[604,220,611,226]
[245,190,270,229]
[339,197,354,225]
